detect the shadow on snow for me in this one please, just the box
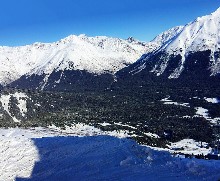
[16,135,153,181]
[15,135,220,181]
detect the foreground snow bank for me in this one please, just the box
[0,129,39,181]
[0,127,220,181]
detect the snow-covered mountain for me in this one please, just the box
[0,35,156,88]
[2,8,220,91]
[164,8,220,55]
[151,26,184,47]
[5,27,192,91]
[129,8,220,79]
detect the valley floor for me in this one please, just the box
[0,126,220,181]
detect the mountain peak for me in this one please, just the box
[78,34,87,38]
[132,7,220,79]
[158,7,220,78]
[211,7,220,16]
[126,37,136,43]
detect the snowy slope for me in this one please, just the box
[151,26,184,47]
[164,8,220,54]
[0,35,156,86]
[0,92,29,123]
[152,8,220,78]
[1,127,220,181]
[132,8,220,79]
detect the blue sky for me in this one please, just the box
[0,0,220,46]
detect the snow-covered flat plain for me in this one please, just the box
[0,126,220,181]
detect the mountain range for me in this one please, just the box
[1,8,220,91]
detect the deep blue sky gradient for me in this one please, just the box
[0,0,220,46]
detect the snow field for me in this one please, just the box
[0,126,220,181]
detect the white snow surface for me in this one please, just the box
[0,94,20,122]
[0,92,29,122]
[168,139,211,155]
[151,26,184,47]
[161,97,190,107]
[195,107,209,119]
[204,97,219,103]
[143,132,160,139]
[0,35,156,86]
[194,107,220,125]
[0,126,220,181]
[48,124,130,138]
[163,101,190,107]
[0,130,39,180]
[13,92,28,117]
